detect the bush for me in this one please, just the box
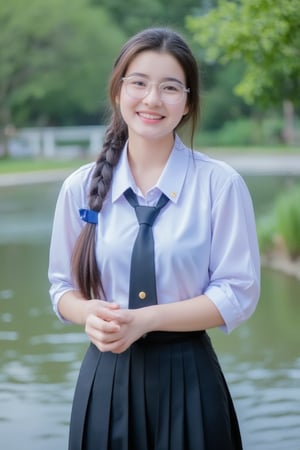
[196,118,262,147]
[257,184,300,259]
[195,116,300,147]
[257,214,277,254]
[275,185,300,259]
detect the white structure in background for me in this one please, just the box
[8,126,106,159]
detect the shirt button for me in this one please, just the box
[138,291,147,300]
[170,191,177,198]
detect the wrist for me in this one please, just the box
[135,304,160,334]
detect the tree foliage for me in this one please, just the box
[95,0,203,36]
[186,0,300,107]
[0,0,126,127]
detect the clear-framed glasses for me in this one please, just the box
[121,76,190,104]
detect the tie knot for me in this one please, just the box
[135,206,160,226]
[124,188,169,227]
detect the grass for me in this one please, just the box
[0,157,90,174]
[200,145,300,154]
[1,144,300,175]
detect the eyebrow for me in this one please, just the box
[125,72,185,85]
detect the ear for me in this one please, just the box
[183,103,189,116]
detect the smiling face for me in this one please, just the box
[118,51,189,147]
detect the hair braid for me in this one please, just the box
[71,119,127,299]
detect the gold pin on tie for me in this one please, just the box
[138,291,146,300]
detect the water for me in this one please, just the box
[0,178,299,449]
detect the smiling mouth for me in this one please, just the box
[138,112,164,120]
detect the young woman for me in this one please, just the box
[48,27,260,450]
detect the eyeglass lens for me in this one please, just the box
[123,76,188,104]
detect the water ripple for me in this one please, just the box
[30,333,88,345]
[229,362,300,449]
[0,331,19,341]
[0,289,14,300]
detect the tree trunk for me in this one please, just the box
[0,106,11,158]
[282,99,295,145]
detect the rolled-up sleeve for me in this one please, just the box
[204,174,260,333]
[48,166,91,322]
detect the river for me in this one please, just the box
[0,177,299,449]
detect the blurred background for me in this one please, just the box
[1,0,299,150]
[0,0,299,449]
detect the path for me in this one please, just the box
[0,168,73,187]
[208,152,300,175]
[1,153,300,187]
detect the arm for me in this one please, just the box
[57,290,122,341]
[81,295,224,354]
[56,290,116,325]
[48,165,94,322]
[56,290,223,352]
[145,294,224,331]
[204,173,261,333]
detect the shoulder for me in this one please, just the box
[177,139,249,202]
[193,149,238,179]
[177,137,241,185]
[58,162,96,207]
[62,162,96,192]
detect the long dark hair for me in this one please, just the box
[72,27,201,299]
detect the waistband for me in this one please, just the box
[137,330,205,345]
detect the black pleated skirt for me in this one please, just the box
[68,331,243,450]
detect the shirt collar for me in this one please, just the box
[111,135,190,204]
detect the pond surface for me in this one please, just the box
[0,177,299,449]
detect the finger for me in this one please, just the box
[86,314,120,336]
[97,338,129,354]
[106,309,133,325]
[96,300,120,310]
[86,325,120,347]
[93,307,121,323]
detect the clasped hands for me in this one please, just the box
[84,299,147,354]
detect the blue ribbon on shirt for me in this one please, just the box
[79,208,98,225]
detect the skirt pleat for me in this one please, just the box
[183,345,206,448]
[68,331,242,450]
[155,344,171,449]
[68,343,102,450]
[193,333,243,449]
[128,343,148,449]
[82,351,119,450]
[169,345,185,450]
[110,351,130,449]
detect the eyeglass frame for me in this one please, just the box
[121,75,190,104]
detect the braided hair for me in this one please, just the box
[72,27,201,299]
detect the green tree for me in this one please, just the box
[186,0,300,143]
[96,0,205,36]
[200,61,252,131]
[0,0,126,155]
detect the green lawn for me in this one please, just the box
[1,144,300,175]
[0,158,90,174]
[201,145,300,154]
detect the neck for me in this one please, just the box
[127,134,175,194]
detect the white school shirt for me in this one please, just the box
[48,135,260,333]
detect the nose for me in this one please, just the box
[142,84,162,105]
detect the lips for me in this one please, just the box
[137,112,164,120]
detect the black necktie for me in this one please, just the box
[124,188,169,309]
